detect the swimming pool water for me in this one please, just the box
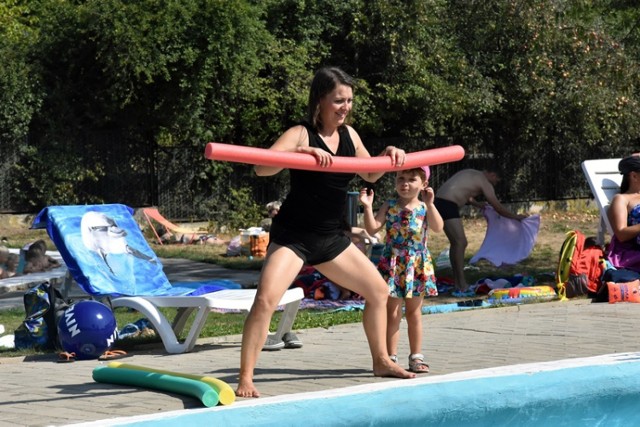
[68,353,640,427]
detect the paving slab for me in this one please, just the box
[2,259,640,426]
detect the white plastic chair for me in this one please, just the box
[581,158,622,245]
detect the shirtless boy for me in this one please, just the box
[434,169,527,295]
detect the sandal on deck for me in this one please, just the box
[98,350,129,361]
[57,352,76,363]
[408,353,430,374]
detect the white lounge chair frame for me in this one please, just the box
[57,264,304,354]
[111,287,303,354]
[581,158,622,246]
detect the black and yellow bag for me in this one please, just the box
[14,282,69,350]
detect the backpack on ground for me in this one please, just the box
[556,230,605,300]
[14,282,70,350]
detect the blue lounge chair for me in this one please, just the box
[32,204,303,354]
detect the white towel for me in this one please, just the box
[470,206,541,267]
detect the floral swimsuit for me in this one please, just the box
[377,199,437,298]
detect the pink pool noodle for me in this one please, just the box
[204,142,464,172]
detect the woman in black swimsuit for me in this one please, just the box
[236,67,415,398]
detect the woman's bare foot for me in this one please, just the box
[373,356,416,379]
[236,379,261,398]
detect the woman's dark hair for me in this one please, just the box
[307,67,354,130]
[621,174,630,193]
[618,156,640,193]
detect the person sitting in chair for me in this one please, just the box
[1,253,18,278]
[22,240,61,274]
[607,156,640,272]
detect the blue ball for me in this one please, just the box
[57,300,118,360]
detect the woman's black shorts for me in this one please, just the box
[269,222,350,265]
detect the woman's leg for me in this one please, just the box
[317,244,415,379]
[236,244,304,398]
[386,297,403,358]
[404,296,424,355]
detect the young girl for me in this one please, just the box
[360,166,443,373]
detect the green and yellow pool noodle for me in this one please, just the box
[93,365,219,407]
[107,361,236,405]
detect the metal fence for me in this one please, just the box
[0,139,22,212]
[0,137,634,219]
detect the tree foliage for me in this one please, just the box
[447,0,640,199]
[0,0,639,220]
[0,0,41,142]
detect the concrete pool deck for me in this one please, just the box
[1,259,640,426]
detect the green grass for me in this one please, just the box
[0,230,367,358]
[152,244,263,270]
[0,297,364,358]
[2,209,594,358]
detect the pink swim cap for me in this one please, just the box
[420,166,430,181]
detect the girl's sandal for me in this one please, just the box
[408,353,430,374]
[389,354,398,364]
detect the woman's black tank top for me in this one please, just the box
[273,122,356,234]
